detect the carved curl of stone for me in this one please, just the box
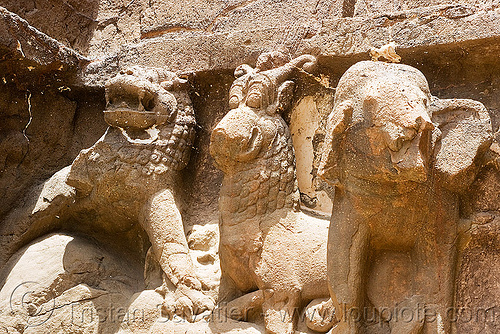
[1,66,215,320]
[210,52,334,334]
[318,61,492,333]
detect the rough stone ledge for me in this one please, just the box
[82,5,500,87]
[2,4,499,87]
[0,6,89,72]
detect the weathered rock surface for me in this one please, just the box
[0,234,142,334]
[318,60,492,333]
[455,213,500,334]
[1,1,500,334]
[0,0,98,55]
[82,5,500,85]
[210,53,333,334]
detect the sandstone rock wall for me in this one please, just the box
[1,1,500,333]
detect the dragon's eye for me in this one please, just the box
[246,92,262,109]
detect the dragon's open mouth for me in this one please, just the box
[104,108,155,115]
[103,109,157,129]
[106,87,156,111]
[104,76,159,129]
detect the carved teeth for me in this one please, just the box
[138,93,144,111]
[106,76,156,113]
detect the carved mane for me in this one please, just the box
[218,115,299,228]
[107,108,196,177]
[210,53,316,255]
[67,67,196,194]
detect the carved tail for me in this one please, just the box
[263,55,317,86]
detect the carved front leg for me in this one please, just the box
[226,290,264,321]
[328,202,369,334]
[413,222,457,334]
[140,188,215,319]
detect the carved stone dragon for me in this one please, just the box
[0,66,214,319]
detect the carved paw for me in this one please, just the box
[162,279,215,322]
[304,298,336,333]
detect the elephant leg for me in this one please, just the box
[139,188,214,318]
[413,233,456,334]
[262,288,300,334]
[328,212,370,334]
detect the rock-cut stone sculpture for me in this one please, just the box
[210,52,334,334]
[318,60,492,333]
[0,66,214,319]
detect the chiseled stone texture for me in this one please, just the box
[456,213,500,334]
[1,1,500,334]
[318,60,492,333]
[2,1,500,82]
[5,2,491,85]
[82,4,500,85]
[0,66,218,323]
[210,53,332,334]
[351,0,497,16]
[0,0,98,55]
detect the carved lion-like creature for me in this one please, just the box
[318,61,492,333]
[0,66,214,319]
[210,53,334,334]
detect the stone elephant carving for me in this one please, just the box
[0,66,214,319]
[210,52,334,334]
[318,61,492,333]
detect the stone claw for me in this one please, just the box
[160,281,215,322]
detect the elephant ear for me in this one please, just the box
[431,98,492,192]
[318,100,353,187]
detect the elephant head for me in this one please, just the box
[318,61,492,192]
[210,52,317,172]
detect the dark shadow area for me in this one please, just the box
[0,232,145,333]
[180,69,235,230]
[0,63,106,221]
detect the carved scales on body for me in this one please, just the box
[217,110,298,273]
[110,80,196,176]
[69,67,196,196]
[73,119,196,182]
[0,66,215,322]
[115,120,195,175]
